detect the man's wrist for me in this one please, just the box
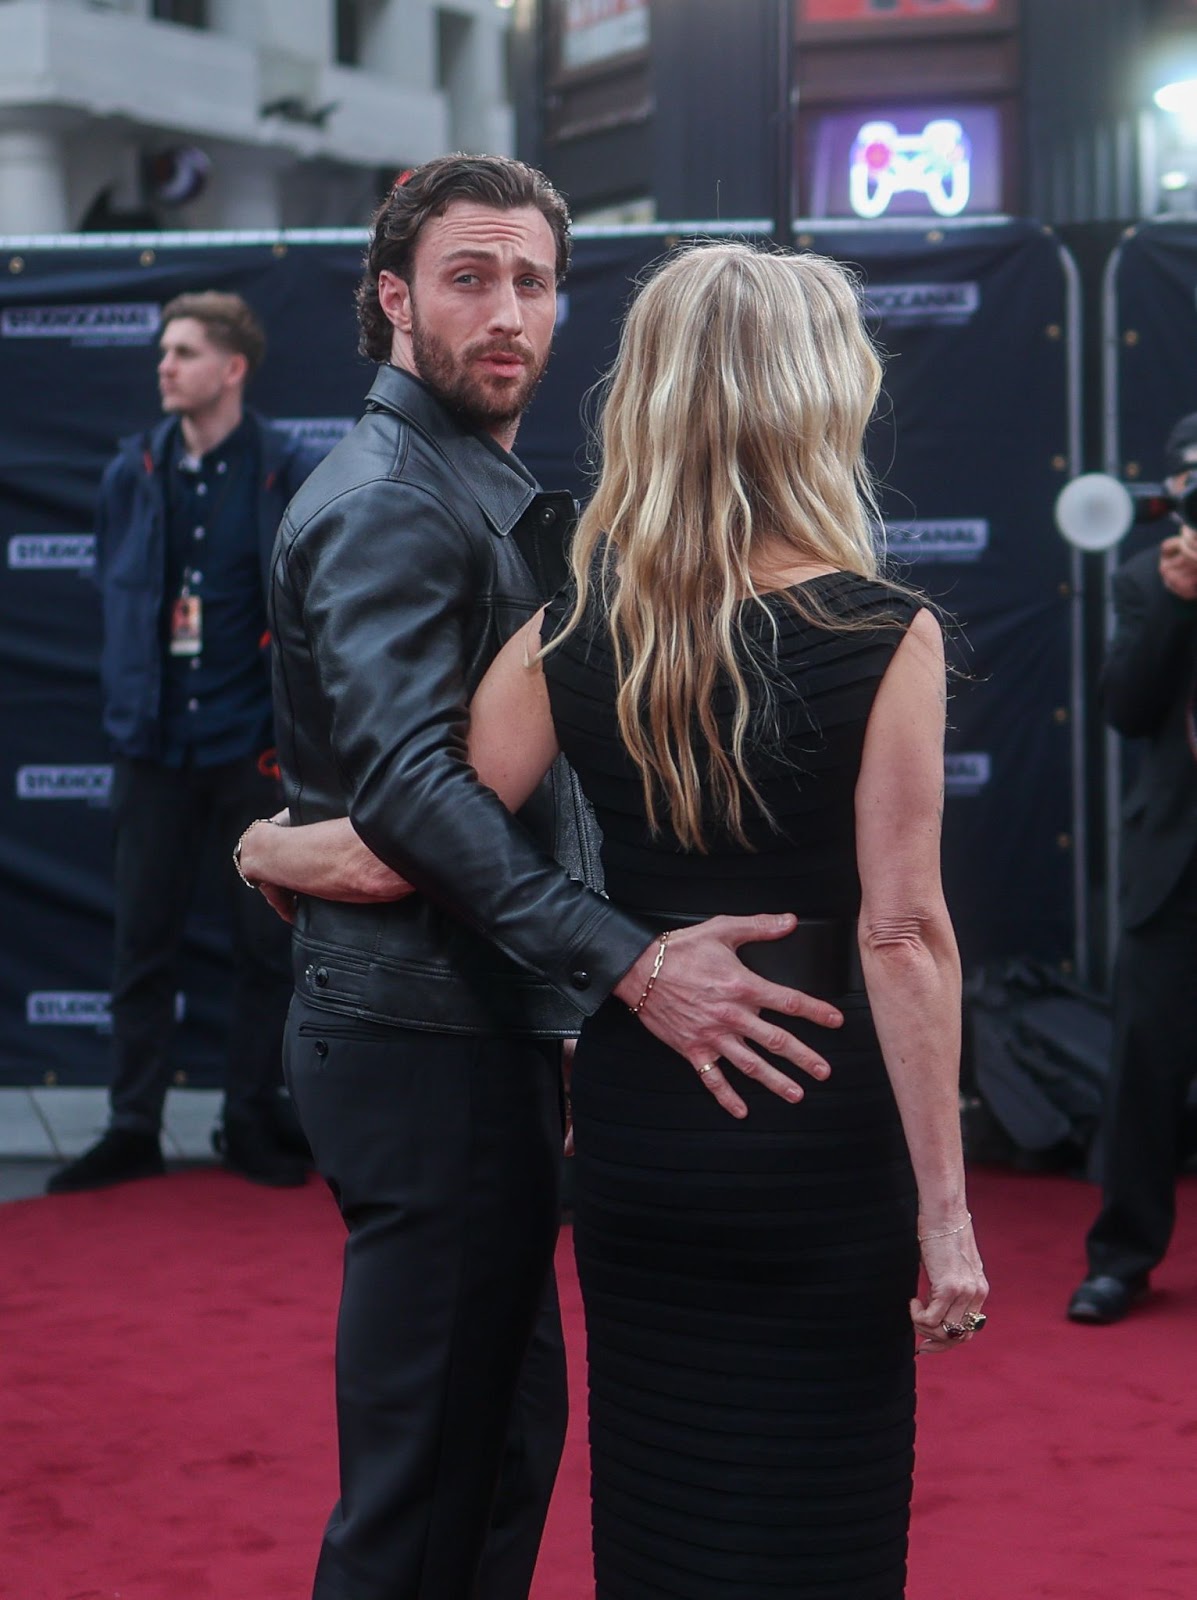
[612,938,659,1008]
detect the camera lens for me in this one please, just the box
[1181,483,1197,528]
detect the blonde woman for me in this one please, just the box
[243,243,987,1597]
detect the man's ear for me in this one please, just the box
[378,270,413,336]
[225,351,249,392]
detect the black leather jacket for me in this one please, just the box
[270,365,651,1036]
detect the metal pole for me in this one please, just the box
[775,0,794,246]
[1058,240,1089,984]
[1101,233,1129,985]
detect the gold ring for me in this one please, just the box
[697,1062,715,1076]
[962,1311,987,1333]
[941,1321,967,1340]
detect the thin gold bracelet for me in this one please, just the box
[629,930,671,1015]
[918,1212,971,1243]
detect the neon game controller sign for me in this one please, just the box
[849,118,972,218]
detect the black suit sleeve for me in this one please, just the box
[290,477,651,1014]
[1101,548,1197,739]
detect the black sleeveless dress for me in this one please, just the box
[542,572,924,1600]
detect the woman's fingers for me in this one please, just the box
[911,1277,988,1352]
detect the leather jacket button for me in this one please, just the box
[313,966,329,987]
[571,969,591,990]
[539,504,557,526]
[314,1039,329,1058]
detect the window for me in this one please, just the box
[335,0,361,66]
[151,0,207,26]
[437,9,472,93]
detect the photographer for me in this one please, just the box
[1068,413,1197,1324]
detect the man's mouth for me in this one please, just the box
[475,349,528,376]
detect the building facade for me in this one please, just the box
[513,0,1197,228]
[0,0,514,235]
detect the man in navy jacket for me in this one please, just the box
[47,292,320,1194]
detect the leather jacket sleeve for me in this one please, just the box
[1102,548,1197,739]
[286,476,652,1013]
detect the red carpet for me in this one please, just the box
[1,1166,1194,1599]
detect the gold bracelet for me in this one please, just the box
[232,817,278,890]
[918,1212,971,1243]
[628,930,671,1015]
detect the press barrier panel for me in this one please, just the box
[0,221,1080,1086]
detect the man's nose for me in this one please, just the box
[487,281,525,334]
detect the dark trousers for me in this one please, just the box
[284,998,569,1600]
[1086,848,1197,1282]
[108,753,292,1136]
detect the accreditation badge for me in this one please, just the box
[169,592,203,656]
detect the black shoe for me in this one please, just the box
[1066,1273,1150,1325]
[46,1129,165,1195]
[212,1115,307,1188]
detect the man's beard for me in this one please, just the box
[411,313,547,433]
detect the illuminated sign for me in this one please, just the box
[801,0,999,20]
[805,103,1002,219]
[560,0,649,71]
[851,119,971,217]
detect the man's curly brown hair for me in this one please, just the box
[356,154,572,364]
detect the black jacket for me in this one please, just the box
[94,409,319,758]
[270,365,651,1037]
[1103,544,1197,929]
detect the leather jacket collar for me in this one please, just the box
[364,364,537,540]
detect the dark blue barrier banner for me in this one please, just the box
[0,236,365,1088]
[523,220,1079,973]
[1107,219,1197,553]
[0,222,1077,1088]
[798,220,1077,972]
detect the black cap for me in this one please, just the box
[1163,412,1197,477]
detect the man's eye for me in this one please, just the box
[454,273,479,285]
[519,277,547,291]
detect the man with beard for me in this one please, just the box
[258,156,841,1600]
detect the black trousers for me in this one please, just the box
[284,998,569,1600]
[108,753,292,1136]
[1086,847,1197,1282]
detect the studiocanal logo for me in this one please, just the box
[862,282,980,328]
[884,519,989,563]
[26,991,113,1028]
[1,302,161,347]
[16,765,113,804]
[277,417,354,454]
[945,753,992,797]
[26,991,186,1028]
[7,533,96,571]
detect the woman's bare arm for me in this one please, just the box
[854,607,987,1351]
[238,611,560,902]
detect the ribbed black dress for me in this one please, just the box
[541,571,924,1600]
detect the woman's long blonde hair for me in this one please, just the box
[547,242,885,851]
